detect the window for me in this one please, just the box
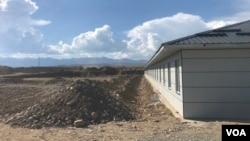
[155,67,157,80]
[168,62,171,88]
[159,65,161,83]
[154,67,156,80]
[163,64,166,85]
[175,60,180,92]
[156,66,158,81]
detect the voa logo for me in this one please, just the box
[226,129,246,136]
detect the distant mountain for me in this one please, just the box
[0,57,147,67]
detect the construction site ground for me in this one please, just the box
[0,66,248,141]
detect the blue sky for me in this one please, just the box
[0,0,250,60]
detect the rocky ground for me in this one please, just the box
[0,66,249,141]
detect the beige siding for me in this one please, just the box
[144,51,184,116]
[182,49,250,119]
[145,75,183,116]
[184,88,250,102]
[183,58,250,72]
[184,103,250,119]
[183,49,250,58]
[183,72,250,87]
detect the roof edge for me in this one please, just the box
[144,43,250,69]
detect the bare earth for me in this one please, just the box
[0,67,249,141]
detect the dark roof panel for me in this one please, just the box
[163,20,250,45]
[237,32,250,36]
[213,29,241,32]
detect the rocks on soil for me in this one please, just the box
[74,119,86,128]
[5,78,135,129]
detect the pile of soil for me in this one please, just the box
[44,77,67,85]
[5,77,136,129]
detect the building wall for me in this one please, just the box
[145,51,184,116]
[182,48,250,119]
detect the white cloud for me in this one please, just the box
[23,0,38,14]
[30,20,51,26]
[49,25,127,58]
[6,52,40,58]
[125,13,210,59]
[50,12,236,60]
[0,0,8,11]
[2,0,250,61]
[206,21,235,29]
[0,0,50,54]
[48,8,249,60]
[124,0,250,60]
[206,0,250,29]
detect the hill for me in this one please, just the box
[0,57,147,67]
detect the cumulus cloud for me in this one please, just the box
[123,0,250,60]
[50,12,233,60]
[49,25,127,58]
[125,0,250,60]
[50,13,235,60]
[48,8,250,60]
[0,0,8,11]
[0,0,50,54]
[2,0,250,61]
[124,13,211,59]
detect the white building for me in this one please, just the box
[144,20,250,119]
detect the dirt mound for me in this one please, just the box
[44,77,67,85]
[5,78,134,129]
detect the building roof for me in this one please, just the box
[164,20,250,45]
[144,20,250,68]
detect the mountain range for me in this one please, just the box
[0,57,147,67]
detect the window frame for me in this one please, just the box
[159,65,161,83]
[163,64,166,86]
[175,60,180,93]
[167,62,171,89]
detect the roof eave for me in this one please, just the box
[144,43,250,69]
